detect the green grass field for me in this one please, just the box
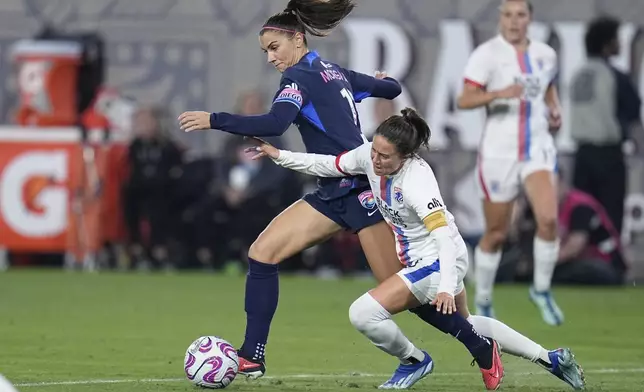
[1,270,643,391]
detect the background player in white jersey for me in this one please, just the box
[457,0,564,325]
[249,109,585,390]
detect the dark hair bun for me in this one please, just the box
[400,108,426,132]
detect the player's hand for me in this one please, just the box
[374,70,388,79]
[178,111,211,132]
[548,107,562,132]
[431,292,456,314]
[495,84,524,100]
[244,137,280,160]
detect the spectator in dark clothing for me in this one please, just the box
[123,105,183,269]
[518,172,628,285]
[570,16,642,235]
[184,89,300,270]
[556,171,628,285]
[220,137,297,259]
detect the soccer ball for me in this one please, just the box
[184,336,239,389]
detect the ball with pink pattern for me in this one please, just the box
[184,336,239,389]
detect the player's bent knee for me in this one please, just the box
[349,293,388,333]
[248,237,280,264]
[349,295,370,332]
[535,213,557,236]
[482,229,508,250]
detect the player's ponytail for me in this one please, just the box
[261,0,356,41]
[286,0,356,37]
[375,108,431,157]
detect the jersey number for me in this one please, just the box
[340,88,358,126]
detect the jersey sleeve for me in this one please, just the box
[463,45,492,89]
[339,68,402,102]
[274,142,370,177]
[209,72,307,136]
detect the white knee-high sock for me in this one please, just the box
[533,237,560,292]
[349,293,425,364]
[474,246,502,305]
[468,315,550,364]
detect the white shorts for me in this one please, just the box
[397,236,469,304]
[476,145,557,203]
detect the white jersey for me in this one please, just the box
[276,143,466,295]
[463,35,558,160]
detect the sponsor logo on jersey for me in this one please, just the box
[358,190,376,210]
[394,186,403,204]
[376,197,407,228]
[274,83,303,108]
[427,197,443,211]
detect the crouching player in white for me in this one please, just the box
[250,108,586,390]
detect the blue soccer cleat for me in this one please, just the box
[548,348,585,389]
[529,287,564,326]
[378,351,434,389]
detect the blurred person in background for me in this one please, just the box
[235,89,268,116]
[122,105,183,271]
[570,16,642,236]
[518,170,628,286]
[184,90,298,272]
[214,136,296,265]
[556,170,628,285]
[457,0,564,325]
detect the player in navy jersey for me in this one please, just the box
[178,0,499,379]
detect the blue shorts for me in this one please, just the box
[303,187,383,232]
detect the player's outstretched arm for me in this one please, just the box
[246,138,368,177]
[178,101,299,136]
[340,68,402,102]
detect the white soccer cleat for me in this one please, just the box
[529,287,564,326]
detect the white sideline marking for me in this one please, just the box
[13,368,644,387]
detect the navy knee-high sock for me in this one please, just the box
[239,258,279,362]
[410,304,493,368]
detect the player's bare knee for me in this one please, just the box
[248,238,280,264]
[535,213,557,239]
[481,229,508,252]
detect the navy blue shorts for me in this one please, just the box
[303,187,383,232]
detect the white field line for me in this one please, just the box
[13,367,644,387]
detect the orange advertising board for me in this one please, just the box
[0,128,125,253]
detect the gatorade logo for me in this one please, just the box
[0,150,69,237]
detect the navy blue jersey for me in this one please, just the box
[275,51,373,154]
[210,50,401,199]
